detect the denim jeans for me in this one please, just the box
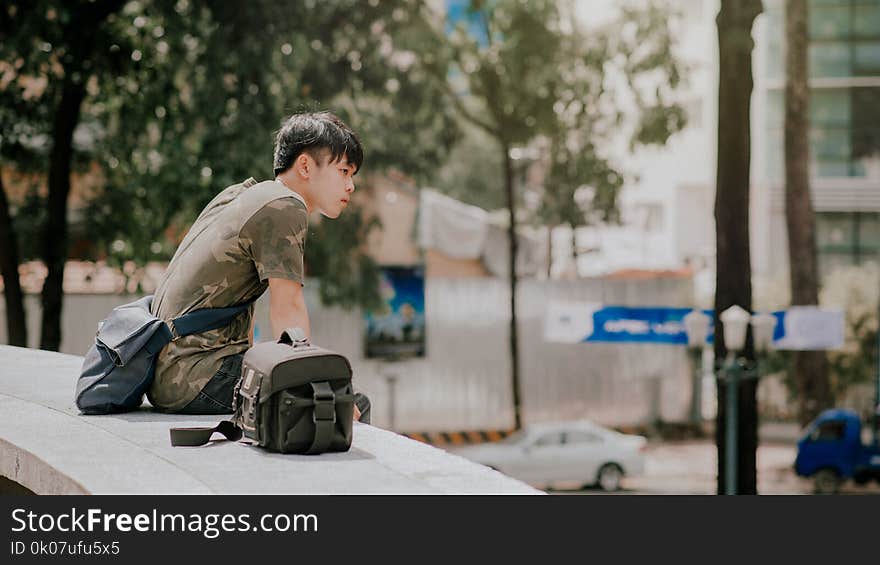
[177,353,244,415]
[178,353,372,423]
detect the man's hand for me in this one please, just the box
[353,405,361,422]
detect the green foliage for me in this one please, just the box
[430,119,504,210]
[2,0,460,309]
[541,139,625,227]
[756,263,879,406]
[303,203,383,312]
[439,0,687,232]
[820,263,879,399]
[446,0,566,145]
[3,0,688,310]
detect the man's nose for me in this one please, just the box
[346,180,355,194]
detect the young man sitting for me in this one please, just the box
[148,111,369,422]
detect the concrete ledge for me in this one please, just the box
[0,346,539,495]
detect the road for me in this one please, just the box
[550,440,880,495]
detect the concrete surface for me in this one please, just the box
[0,345,539,495]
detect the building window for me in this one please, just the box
[766,87,880,179]
[764,0,880,181]
[817,212,880,277]
[766,0,880,78]
[807,0,880,78]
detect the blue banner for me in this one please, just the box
[586,306,693,344]
[544,302,841,349]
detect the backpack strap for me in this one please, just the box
[169,420,242,447]
[168,300,255,341]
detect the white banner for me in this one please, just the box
[773,306,845,351]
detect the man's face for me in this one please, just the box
[310,154,357,219]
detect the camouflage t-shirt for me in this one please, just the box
[148,178,308,412]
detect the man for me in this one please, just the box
[148,111,368,422]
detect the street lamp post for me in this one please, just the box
[719,305,750,496]
[684,305,778,495]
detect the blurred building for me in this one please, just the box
[755,0,880,281]
[571,0,880,298]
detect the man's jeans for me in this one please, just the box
[177,354,244,415]
[177,353,371,423]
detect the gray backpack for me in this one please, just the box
[170,328,355,454]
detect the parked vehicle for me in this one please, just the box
[794,408,880,494]
[451,420,647,491]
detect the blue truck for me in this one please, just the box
[795,408,880,494]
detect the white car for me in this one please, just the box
[452,420,647,491]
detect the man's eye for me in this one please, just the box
[341,169,349,175]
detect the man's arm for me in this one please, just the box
[267,277,311,340]
[266,277,361,422]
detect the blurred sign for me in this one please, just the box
[365,266,426,359]
[544,302,844,350]
[773,306,845,350]
[544,302,693,345]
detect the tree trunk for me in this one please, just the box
[40,77,86,351]
[0,170,28,347]
[715,0,762,495]
[784,0,831,427]
[502,142,523,431]
[38,0,124,351]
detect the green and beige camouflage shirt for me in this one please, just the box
[148,178,308,412]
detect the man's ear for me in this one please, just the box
[295,153,311,180]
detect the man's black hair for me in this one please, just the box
[273,111,364,177]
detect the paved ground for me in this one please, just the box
[555,439,880,495]
[620,441,804,495]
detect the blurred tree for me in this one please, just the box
[538,2,686,247]
[1,0,458,350]
[784,0,831,426]
[714,0,762,495]
[0,174,27,346]
[303,202,383,311]
[0,0,128,351]
[439,0,686,428]
[431,119,504,210]
[0,58,49,346]
[84,0,458,305]
[821,263,879,408]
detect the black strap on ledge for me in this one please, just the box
[169,420,242,447]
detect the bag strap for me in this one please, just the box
[169,420,242,447]
[170,383,342,452]
[306,381,336,454]
[278,327,310,347]
[168,299,255,340]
